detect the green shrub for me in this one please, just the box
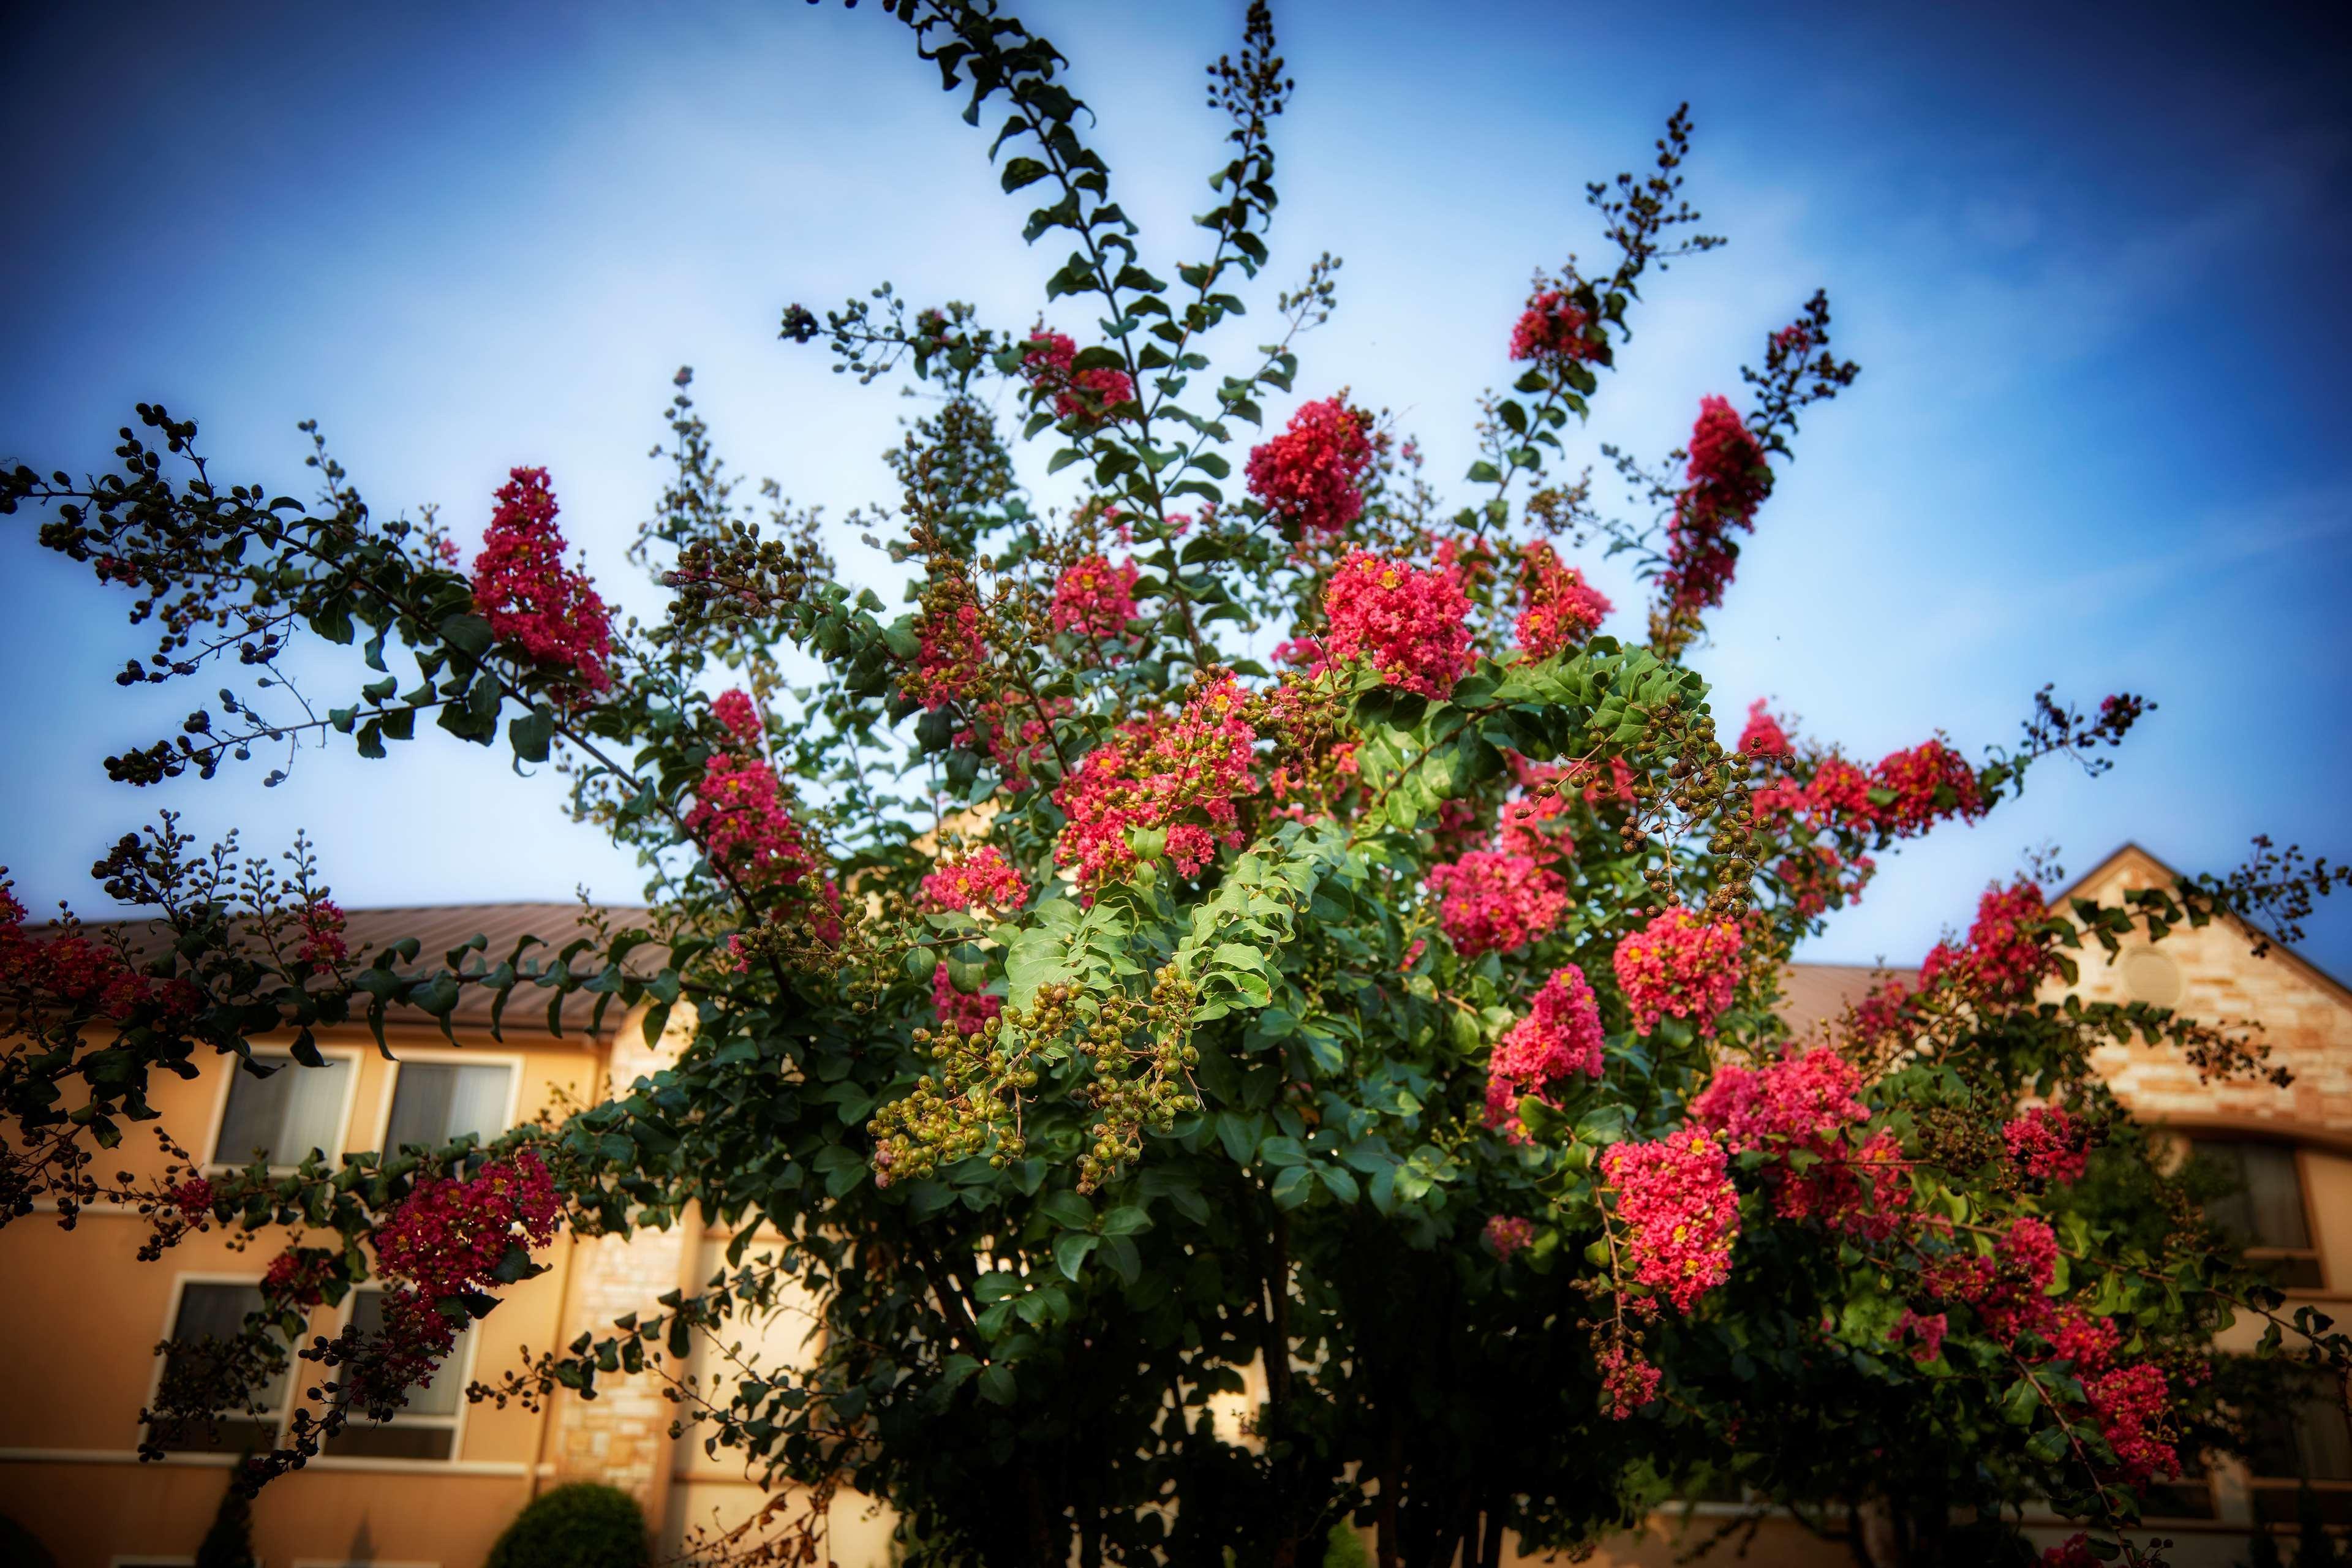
[485,1483,649,1568]
[1323,1521,1370,1568]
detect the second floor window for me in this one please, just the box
[148,1281,290,1454]
[2191,1139,2323,1290]
[324,1287,471,1461]
[383,1060,513,1152]
[213,1052,351,1169]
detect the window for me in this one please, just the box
[2248,1368,2352,1525]
[323,1287,470,1461]
[148,1282,289,1453]
[382,1060,513,1151]
[2190,1139,2323,1289]
[213,1051,352,1169]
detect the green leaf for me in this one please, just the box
[1270,1165,1314,1210]
[508,709,554,764]
[1098,1205,1152,1236]
[439,612,494,656]
[1258,1136,1307,1168]
[1037,1189,1093,1229]
[1054,1231,1099,1280]
[978,1363,1017,1405]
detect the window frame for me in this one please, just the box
[364,1044,524,1157]
[316,1283,481,1466]
[202,1041,363,1174]
[2183,1134,2327,1292]
[143,1272,295,1455]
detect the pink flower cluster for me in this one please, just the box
[712,688,763,742]
[683,752,819,893]
[263,1247,334,1308]
[920,845,1030,918]
[1484,1214,1536,1259]
[1890,1308,1948,1364]
[2002,1106,2089,1185]
[903,602,986,712]
[1493,791,1574,867]
[1920,879,2050,1002]
[1602,1129,1741,1313]
[1485,964,1607,1131]
[1773,843,1874,921]
[932,962,1003,1038]
[372,1150,560,1302]
[2041,1537,2097,1568]
[1738,699,1792,758]
[1512,543,1613,660]
[1509,289,1601,364]
[1,888,195,1022]
[1692,1046,1908,1238]
[1246,396,1376,535]
[1052,677,1256,889]
[1023,328,1134,424]
[2086,1363,2179,1484]
[1768,740,1985,846]
[1660,397,1770,613]
[954,693,1072,791]
[1916,1216,2179,1482]
[469,467,613,693]
[1871,739,1987,835]
[167,1177,216,1219]
[1322,551,1472,698]
[1691,1046,1867,1152]
[1426,850,1567,958]
[1612,907,1744,1037]
[296,899,349,968]
[1050,554,1139,639]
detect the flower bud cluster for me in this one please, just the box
[1069,964,1202,1193]
[870,985,1074,1188]
[1512,541,1612,660]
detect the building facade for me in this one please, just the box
[1,846,2345,1566]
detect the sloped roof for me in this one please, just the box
[58,897,1901,1042]
[53,902,658,1039]
[2054,842,2352,1011]
[1776,961,1913,1038]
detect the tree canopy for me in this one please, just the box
[1,4,2344,1566]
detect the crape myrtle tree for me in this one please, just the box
[1,3,2345,1566]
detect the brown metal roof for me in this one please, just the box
[54,902,659,1039]
[57,897,1894,1044]
[1774,961,1917,1038]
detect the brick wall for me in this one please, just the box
[2054,846,2352,1138]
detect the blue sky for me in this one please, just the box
[2,1,2348,976]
